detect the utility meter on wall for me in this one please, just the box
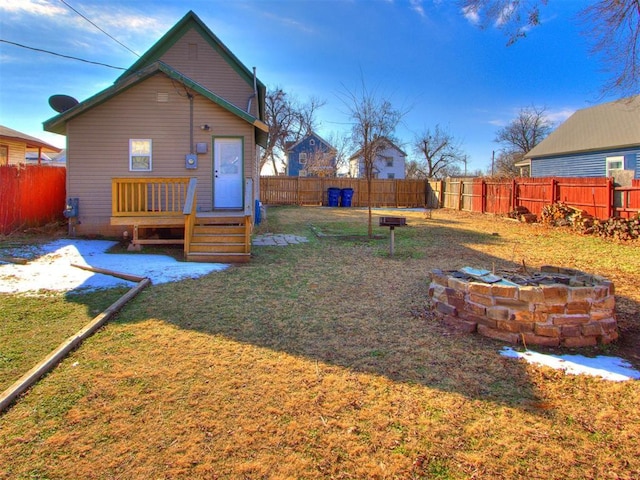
[185,154,197,169]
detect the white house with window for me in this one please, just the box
[348,138,407,179]
[524,95,640,182]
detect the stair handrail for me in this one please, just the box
[183,178,197,256]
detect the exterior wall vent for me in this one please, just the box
[157,93,169,103]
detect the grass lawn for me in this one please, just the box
[1,206,639,479]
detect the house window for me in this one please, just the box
[0,145,7,166]
[129,139,152,171]
[385,156,393,167]
[606,156,624,176]
[387,173,395,179]
[299,152,307,165]
[309,139,315,146]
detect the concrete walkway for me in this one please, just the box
[252,233,309,246]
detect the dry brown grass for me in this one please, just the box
[1,207,639,479]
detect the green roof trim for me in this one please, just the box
[44,10,267,146]
[44,61,268,141]
[116,11,265,94]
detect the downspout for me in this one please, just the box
[246,67,257,114]
[188,92,194,154]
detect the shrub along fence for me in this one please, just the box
[260,175,640,220]
[0,165,66,234]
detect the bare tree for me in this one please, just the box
[303,146,336,177]
[494,105,553,176]
[460,0,640,97]
[325,131,353,175]
[261,87,325,175]
[494,150,523,177]
[582,0,640,96]
[411,125,466,180]
[338,80,403,237]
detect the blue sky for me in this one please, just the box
[0,0,617,173]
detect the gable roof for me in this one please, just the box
[0,125,61,152]
[118,11,263,94]
[349,137,407,160]
[43,11,268,147]
[44,61,267,139]
[525,95,640,159]
[286,131,337,153]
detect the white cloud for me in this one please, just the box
[461,5,480,25]
[545,107,575,124]
[0,0,66,16]
[410,0,426,17]
[494,2,516,27]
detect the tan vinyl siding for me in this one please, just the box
[159,30,257,117]
[1,140,27,165]
[66,73,255,236]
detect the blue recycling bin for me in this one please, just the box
[340,188,354,207]
[327,187,341,207]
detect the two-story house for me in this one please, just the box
[43,11,268,262]
[286,132,337,177]
[348,138,406,179]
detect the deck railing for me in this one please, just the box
[112,177,191,216]
[182,178,198,256]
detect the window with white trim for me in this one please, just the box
[605,155,624,177]
[299,152,307,165]
[129,139,152,171]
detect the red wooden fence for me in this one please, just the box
[441,176,638,220]
[260,176,640,220]
[0,165,66,234]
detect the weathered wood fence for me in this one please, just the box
[260,177,438,208]
[0,165,66,234]
[260,176,640,220]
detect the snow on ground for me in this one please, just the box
[2,239,637,381]
[0,238,227,294]
[501,347,640,382]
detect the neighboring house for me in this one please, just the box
[348,138,406,179]
[25,150,66,167]
[0,125,61,166]
[524,95,640,183]
[44,11,268,262]
[286,132,337,177]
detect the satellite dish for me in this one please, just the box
[49,94,79,113]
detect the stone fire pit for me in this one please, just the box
[428,266,618,347]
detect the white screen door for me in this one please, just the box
[213,138,243,209]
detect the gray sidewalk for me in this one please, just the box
[252,233,309,246]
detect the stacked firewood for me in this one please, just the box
[508,206,537,223]
[540,201,640,240]
[591,215,640,241]
[540,202,581,227]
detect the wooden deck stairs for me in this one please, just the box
[186,215,251,263]
[111,177,252,264]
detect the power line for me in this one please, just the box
[59,0,140,57]
[0,39,126,70]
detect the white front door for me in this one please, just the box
[213,137,243,209]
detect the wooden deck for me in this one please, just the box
[110,178,251,263]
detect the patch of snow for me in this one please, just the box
[501,347,640,382]
[0,239,227,294]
